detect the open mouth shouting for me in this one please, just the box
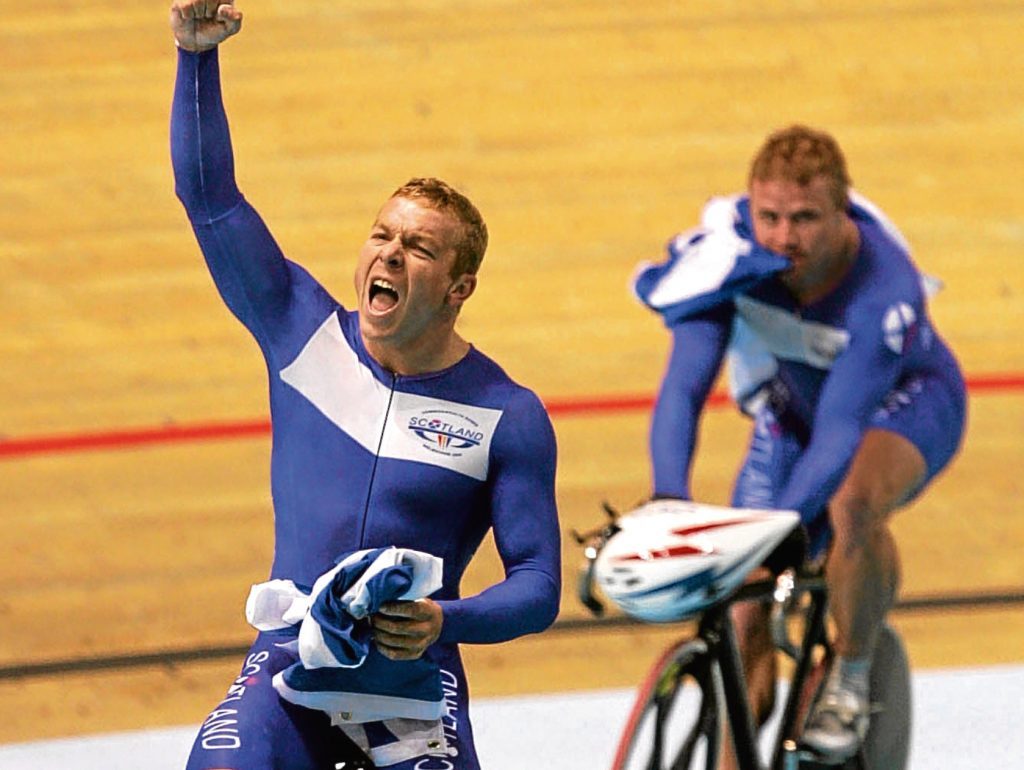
[368,277,400,315]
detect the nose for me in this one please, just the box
[772,218,797,252]
[377,237,404,268]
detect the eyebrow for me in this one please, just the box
[371,218,445,253]
[755,205,820,217]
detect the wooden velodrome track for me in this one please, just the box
[1,0,1022,747]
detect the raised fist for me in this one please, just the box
[170,1,243,52]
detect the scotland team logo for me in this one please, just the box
[882,302,917,355]
[408,409,486,457]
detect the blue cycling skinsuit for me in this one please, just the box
[633,194,966,555]
[171,48,561,769]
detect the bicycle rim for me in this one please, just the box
[611,639,725,770]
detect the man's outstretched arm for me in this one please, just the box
[649,306,733,499]
[170,1,295,346]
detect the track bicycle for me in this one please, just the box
[573,499,911,770]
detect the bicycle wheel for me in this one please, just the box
[611,637,725,770]
[861,624,911,770]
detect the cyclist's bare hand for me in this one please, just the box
[371,599,443,661]
[170,1,242,52]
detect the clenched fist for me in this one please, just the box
[170,1,243,52]
[371,599,444,661]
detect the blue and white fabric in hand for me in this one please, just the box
[631,195,790,327]
[245,547,445,722]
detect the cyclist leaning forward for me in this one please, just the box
[632,125,966,766]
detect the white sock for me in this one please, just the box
[831,655,871,700]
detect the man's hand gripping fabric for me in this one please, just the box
[372,598,444,661]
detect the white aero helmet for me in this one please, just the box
[594,500,800,623]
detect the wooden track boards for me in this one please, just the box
[1,0,1022,744]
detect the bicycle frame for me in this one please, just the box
[695,574,832,770]
[574,504,894,770]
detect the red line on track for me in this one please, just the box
[1,373,1020,460]
[963,373,1024,391]
[0,420,272,459]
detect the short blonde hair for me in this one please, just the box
[390,178,488,277]
[748,125,852,210]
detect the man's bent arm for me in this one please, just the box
[777,320,905,519]
[437,390,561,644]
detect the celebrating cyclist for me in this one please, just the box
[632,125,965,764]
[169,3,561,768]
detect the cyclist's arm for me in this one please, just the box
[436,389,561,644]
[776,309,907,519]
[171,47,294,344]
[650,305,734,499]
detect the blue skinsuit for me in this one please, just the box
[634,194,966,555]
[172,47,560,769]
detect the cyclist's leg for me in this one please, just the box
[828,369,965,664]
[800,428,920,761]
[185,636,373,770]
[730,600,776,725]
[806,372,965,761]
[826,429,919,660]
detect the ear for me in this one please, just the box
[447,273,477,307]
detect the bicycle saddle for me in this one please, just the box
[592,500,800,622]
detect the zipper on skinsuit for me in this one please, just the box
[356,371,398,547]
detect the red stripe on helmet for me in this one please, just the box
[670,517,759,537]
[614,543,715,562]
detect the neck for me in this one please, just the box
[364,331,470,377]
